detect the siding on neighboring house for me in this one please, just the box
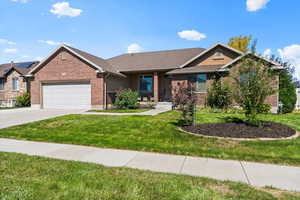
[30,49,105,109]
[0,70,28,107]
[296,88,300,110]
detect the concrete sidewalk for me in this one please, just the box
[0,138,299,192]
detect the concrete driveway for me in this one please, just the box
[0,108,85,129]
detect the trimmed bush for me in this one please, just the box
[207,79,231,109]
[257,103,272,114]
[114,89,139,109]
[16,92,30,107]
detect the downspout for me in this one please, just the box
[104,73,110,110]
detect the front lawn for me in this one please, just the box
[0,107,25,110]
[1,111,300,166]
[88,108,151,113]
[1,152,298,200]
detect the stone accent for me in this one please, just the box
[30,49,104,108]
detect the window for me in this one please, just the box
[240,72,256,84]
[12,78,19,91]
[0,79,4,91]
[195,74,207,93]
[139,75,153,94]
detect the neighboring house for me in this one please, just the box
[26,43,282,111]
[296,88,300,110]
[0,61,38,107]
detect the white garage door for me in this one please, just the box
[43,82,91,109]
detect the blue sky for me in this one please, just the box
[1,0,300,78]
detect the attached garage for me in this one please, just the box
[42,82,91,109]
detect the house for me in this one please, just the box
[25,43,281,111]
[296,88,300,110]
[0,61,38,107]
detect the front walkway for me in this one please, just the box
[1,138,299,192]
[84,104,172,116]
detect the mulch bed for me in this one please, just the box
[182,122,296,139]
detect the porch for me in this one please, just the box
[106,71,172,108]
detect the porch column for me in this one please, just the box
[153,72,159,103]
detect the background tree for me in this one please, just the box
[228,35,252,53]
[230,56,276,125]
[270,55,297,113]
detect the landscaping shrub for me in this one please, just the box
[172,82,197,126]
[257,103,272,114]
[114,89,139,109]
[207,78,231,109]
[15,92,30,107]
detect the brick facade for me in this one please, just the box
[30,49,104,109]
[169,47,279,112]
[0,70,28,107]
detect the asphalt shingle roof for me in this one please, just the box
[107,48,206,72]
[0,61,39,78]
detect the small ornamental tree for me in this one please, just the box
[230,56,276,125]
[114,89,139,109]
[172,82,197,126]
[207,78,232,109]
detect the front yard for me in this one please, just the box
[0,111,300,166]
[88,108,151,113]
[1,152,299,200]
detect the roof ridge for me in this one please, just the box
[107,47,206,60]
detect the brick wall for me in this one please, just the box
[30,49,104,109]
[0,70,28,106]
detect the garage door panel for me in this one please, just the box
[43,82,91,109]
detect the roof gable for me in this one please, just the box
[219,53,283,71]
[178,43,244,69]
[28,44,124,77]
[0,61,38,78]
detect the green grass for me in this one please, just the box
[0,106,26,110]
[1,111,300,166]
[88,108,151,113]
[1,152,299,200]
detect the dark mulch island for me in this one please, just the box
[182,122,296,139]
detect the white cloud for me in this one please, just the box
[127,43,142,53]
[3,48,18,54]
[278,44,300,79]
[50,2,82,18]
[178,30,207,41]
[38,40,60,46]
[11,0,29,3]
[0,39,16,45]
[263,48,272,58]
[246,0,270,12]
